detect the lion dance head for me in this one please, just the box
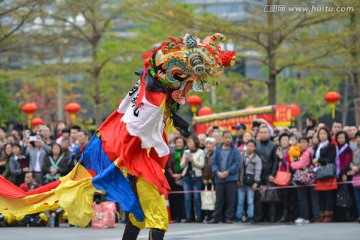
[140,33,236,105]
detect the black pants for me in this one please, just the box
[255,191,277,221]
[318,190,335,212]
[297,187,310,219]
[168,183,184,222]
[212,181,237,221]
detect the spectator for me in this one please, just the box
[9,143,29,186]
[40,125,54,147]
[236,139,261,223]
[28,135,49,185]
[20,172,40,192]
[0,143,13,181]
[60,137,71,161]
[69,125,81,151]
[252,120,261,137]
[349,130,360,223]
[212,129,222,146]
[166,136,186,223]
[331,122,342,138]
[208,130,241,224]
[202,137,216,222]
[232,123,246,147]
[180,136,205,223]
[0,127,6,147]
[198,134,207,150]
[56,127,70,145]
[55,121,66,139]
[275,133,292,223]
[6,135,17,144]
[238,132,252,153]
[306,129,316,138]
[291,137,317,223]
[43,143,67,184]
[313,127,337,222]
[255,126,279,223]
[68,130,89,172]
[334,131,352,222]
[11,129,23,146]
[289,134,301,163]
[304,117,317,136]
[348,126,358,151]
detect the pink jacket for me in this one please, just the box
[291,148,312,170]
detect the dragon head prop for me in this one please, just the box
[140,33,236,105]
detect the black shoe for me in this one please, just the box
[196,219,203,223]
[207,219,219,224]
[184,219,193,223]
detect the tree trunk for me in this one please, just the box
[92,40,102,127]
[341,78,349,125]
[350,12,360,126]
[266,0,276,105]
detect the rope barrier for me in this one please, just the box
[168,180,357,194]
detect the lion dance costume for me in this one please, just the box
[0,33,235,240]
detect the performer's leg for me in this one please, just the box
[149,228,165,240]
[122,221,140,240]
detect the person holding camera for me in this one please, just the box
[180,136,205,223]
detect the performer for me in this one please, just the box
[0,33,235,240]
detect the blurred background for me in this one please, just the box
[1,0,360,131]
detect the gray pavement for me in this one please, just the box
[0,222,359,240]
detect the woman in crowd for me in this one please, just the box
[42,143,67,184]
[0,143,13,180]
[180,136,205,223]
[334,131,353,221]
[349,130,360,223]
[291,137,318,223]
[9,143,29,187]
[202,137,216,222]
[236,139,261,223]
[275,133,293,222]
[238,132,253,153]
[313,127,337,222]
[166,136,187,223]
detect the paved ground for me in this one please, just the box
[0,222,359,240]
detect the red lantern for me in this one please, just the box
[31,117,44,127]
[198,107,213,116]
[187,95,202,117]
[324,91,340,119]
[22,103,37,128]
[65,102,81,123]
[290,104,301,118]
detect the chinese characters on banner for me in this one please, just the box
[193,105,292,135]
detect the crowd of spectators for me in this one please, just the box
[1,117,360,227]
[165,118,360,224]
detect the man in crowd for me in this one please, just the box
[208,130,241,224]
[68,130,89,172]
[232,123,246,147]
[40,125,54,147]
[28,135,49,185]
[212,129,223,147]
[255,126,279,223]
[69,125,81,151]
[331,121,342,136]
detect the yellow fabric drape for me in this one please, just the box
[130,175,168,231]
[0,164,98,227]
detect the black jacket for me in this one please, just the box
[313,143,336,166]
[256,140,279,181]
